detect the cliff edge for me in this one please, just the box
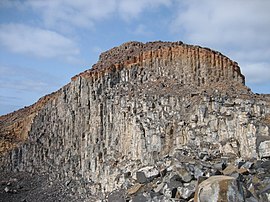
[0,41,270,201]
[0,41,248,156]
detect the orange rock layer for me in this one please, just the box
[71,42,244,86]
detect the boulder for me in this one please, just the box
[257,136,270,158]
[136,166,159,184]
[176,167,193,183]
[168,174,183,189]
[213,162,226,171]
[177,181,196,199]
[194,175,245,202]
[193,166,204,179]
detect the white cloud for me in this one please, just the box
[171,0,270,49]
[170,0,270,90]
[241,62,270,84]
[27,0,117,29]
[0,23,79,59]
[232,49,270,64]
[118,0,172,20]
[25,0,172,29]
[0,0,25,10]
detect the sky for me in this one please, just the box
[0,0,270,115]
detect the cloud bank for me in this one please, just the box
[171,0,270,49]
[171,0,270,90]
[0,24,79,59]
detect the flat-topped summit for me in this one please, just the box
[72,41,245,89]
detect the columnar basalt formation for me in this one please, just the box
[0,92,59,155]
[0,41,269,201]
[72,41,245,86]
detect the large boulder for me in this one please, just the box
[194,175,245,202]
[257,136,270,158]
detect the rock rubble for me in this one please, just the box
[107,146,270,202]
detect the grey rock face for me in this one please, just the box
[0,41,270,200]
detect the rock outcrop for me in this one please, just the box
[0,92,59,155]
[194,175,245,202]
[0,41,269,201]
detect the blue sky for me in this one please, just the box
[0,0,270,115]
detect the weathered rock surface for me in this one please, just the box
[0,92,58,156]
[0,41,270,201]
[194,175,245,202]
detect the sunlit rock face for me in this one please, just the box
[0,41,269,200]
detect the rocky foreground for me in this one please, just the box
[1,146,269,201]
[0,41,270,201]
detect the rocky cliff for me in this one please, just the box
[0,41,270,201]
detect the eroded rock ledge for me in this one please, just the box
[72,41,245,86]
[0,41,270,201]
